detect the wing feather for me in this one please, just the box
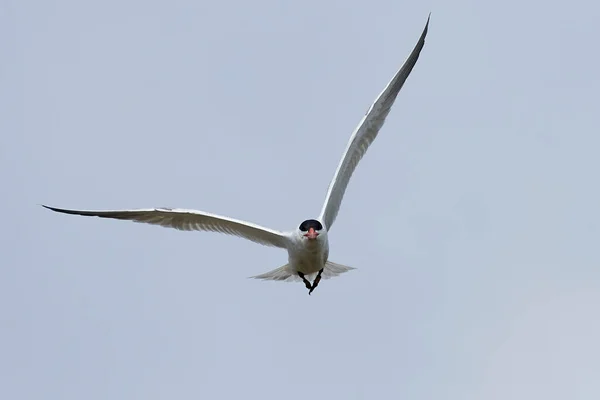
[318,15,430,230]
[42,205,290,248]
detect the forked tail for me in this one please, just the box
[250,261,356,282]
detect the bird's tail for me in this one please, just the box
[250,261,356,282]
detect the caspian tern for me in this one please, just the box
[43,16,430,294]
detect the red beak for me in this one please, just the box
[304,227,319,240]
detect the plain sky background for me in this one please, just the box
[2,0,600,398]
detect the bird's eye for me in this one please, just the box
[299,219,323,232]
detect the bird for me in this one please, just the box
[43,15,430,295]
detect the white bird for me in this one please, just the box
[43,16,430,294]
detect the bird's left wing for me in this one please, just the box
[42,205,291,248]
[318,15,430,230]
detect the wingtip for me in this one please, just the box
[413,13,430,42]
[41,204,65,213]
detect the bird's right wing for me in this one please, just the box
[318,15,430,230]
[42,205,291,249]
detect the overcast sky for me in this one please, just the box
[3,0,600,399]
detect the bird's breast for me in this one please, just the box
[288,237,329,275]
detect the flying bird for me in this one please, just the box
[43,16,430,294]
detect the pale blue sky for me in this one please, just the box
[2,0,600,399]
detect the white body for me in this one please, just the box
[42,16,430,290]
[289,231,329,275]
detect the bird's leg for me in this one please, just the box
[308,268,324,295]
[297,271,312,291]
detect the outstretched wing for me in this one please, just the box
[42,205,291,248]
[318,15,430,230]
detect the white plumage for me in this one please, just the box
[43,15,430,294]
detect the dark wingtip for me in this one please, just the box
[41,204,63,213]
[40,204,78,215]
[413,13,430,48]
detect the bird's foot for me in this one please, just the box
[298,271,312,291]
[308,268,324,295]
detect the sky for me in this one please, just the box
[2,0,600,398]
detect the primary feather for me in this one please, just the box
[41,205,290,248]
[318,15,430,230]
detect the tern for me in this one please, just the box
[43,16,430,294]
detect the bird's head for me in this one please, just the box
[298,219,324,241]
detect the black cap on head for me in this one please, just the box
[299,219,323,232]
